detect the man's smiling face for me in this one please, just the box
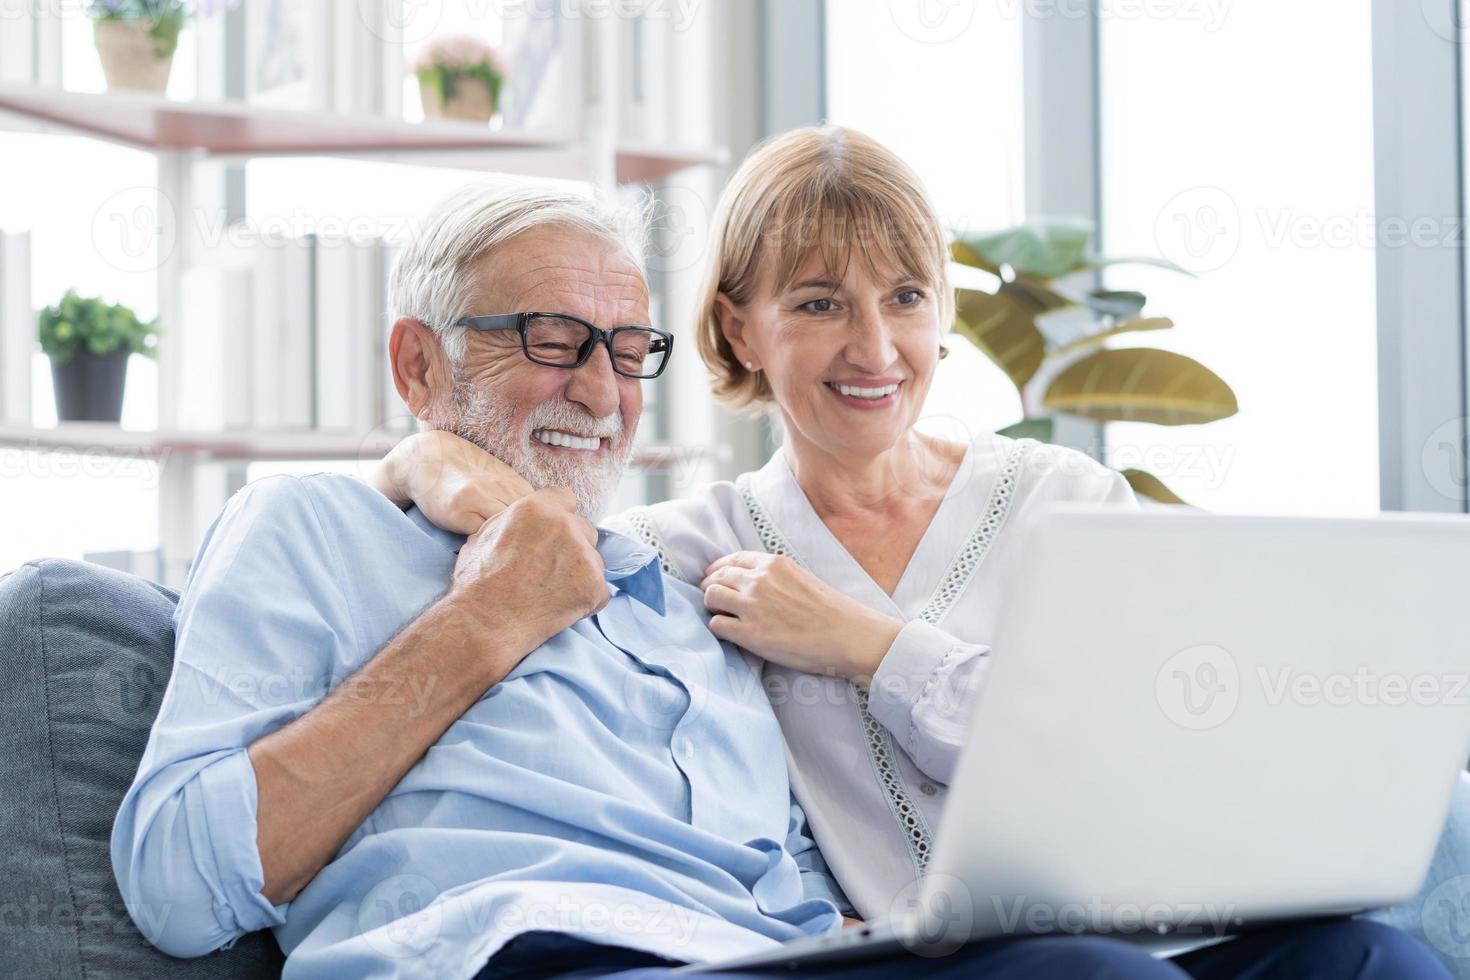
[426,224,651,519]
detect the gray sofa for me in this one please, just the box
[0,559,285,979]
[5,556,1470,979]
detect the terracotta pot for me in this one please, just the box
[93,18,177,94]
[419,74,496,123]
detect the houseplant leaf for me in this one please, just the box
[997,418,1055,442]
[1049,316,1174,359]
[955,220,1094,279]
[1080,289,1147,319]
[1122,468,1191,506]
[953,287,1046,392]
[950,239,1001,277]
[1042,347,1238,425]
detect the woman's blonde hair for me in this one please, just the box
[696,125,953,410]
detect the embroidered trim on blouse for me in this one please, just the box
[733,437,1034,879]
[735,473,937,877]
[623,507,682,581]
[916,438,1030,627]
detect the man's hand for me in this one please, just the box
[448,487,609,683]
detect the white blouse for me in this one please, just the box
[607,434,1139,920]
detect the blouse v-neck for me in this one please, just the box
[763,437,995,620]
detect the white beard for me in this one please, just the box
[428,372,632,521]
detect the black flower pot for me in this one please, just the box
[50,349,131,423]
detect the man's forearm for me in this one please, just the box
[248,594,525,905]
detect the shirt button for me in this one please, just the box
[676,736,695,759]
[919,782,938,796]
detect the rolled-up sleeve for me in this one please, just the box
[110,476,357,958]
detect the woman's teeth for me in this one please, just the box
[827,382,899,400]
[532,429,602,451]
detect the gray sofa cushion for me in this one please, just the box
[0,559,284,979]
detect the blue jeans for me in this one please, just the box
[473,919,1447,980]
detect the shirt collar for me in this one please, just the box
[405,507,667,616]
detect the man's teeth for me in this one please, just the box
[532,429,602,450]
[829,382,899,400]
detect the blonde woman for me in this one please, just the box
[368,126,1445,978]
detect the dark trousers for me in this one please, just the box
[474,918,1450,980]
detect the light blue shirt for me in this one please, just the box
[111,474,844,978]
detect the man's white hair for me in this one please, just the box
[387,179,647,363]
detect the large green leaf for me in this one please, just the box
[953,288,1045,392]
[996,418,1055,442]
[1081,290,1147,319]
[1080,254,1196,277]
[1123,468,1192,506]
[1049,316,1174,359]
[954,221,1094,279]
[1043,347,1238,425]
[949,239,1001,277]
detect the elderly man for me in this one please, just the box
[109,183,1300,980]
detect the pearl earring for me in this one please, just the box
[745,361,755,371]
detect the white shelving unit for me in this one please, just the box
[0,9,727,584]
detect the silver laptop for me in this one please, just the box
[679,508,1470,973]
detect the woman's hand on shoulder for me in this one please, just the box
[369,430,534,535]
[699,551,902,684]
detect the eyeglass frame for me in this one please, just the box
[452,312,675,379]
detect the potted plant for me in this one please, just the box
[949,220,1238,505]
[414,34,507,124]
[86,0,190,93]
[39,290,157,423]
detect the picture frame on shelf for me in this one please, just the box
[245,0,333,111]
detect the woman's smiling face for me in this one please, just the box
[722,248,944,463]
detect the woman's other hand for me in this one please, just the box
[699,552,902,684]
[369,430,533,535]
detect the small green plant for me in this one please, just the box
[39,290,157,365]
[413,34,506,108]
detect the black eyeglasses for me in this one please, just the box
[453,312,674,379]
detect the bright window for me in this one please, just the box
[825,1,1027,445]
[1098,4,1379,514]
